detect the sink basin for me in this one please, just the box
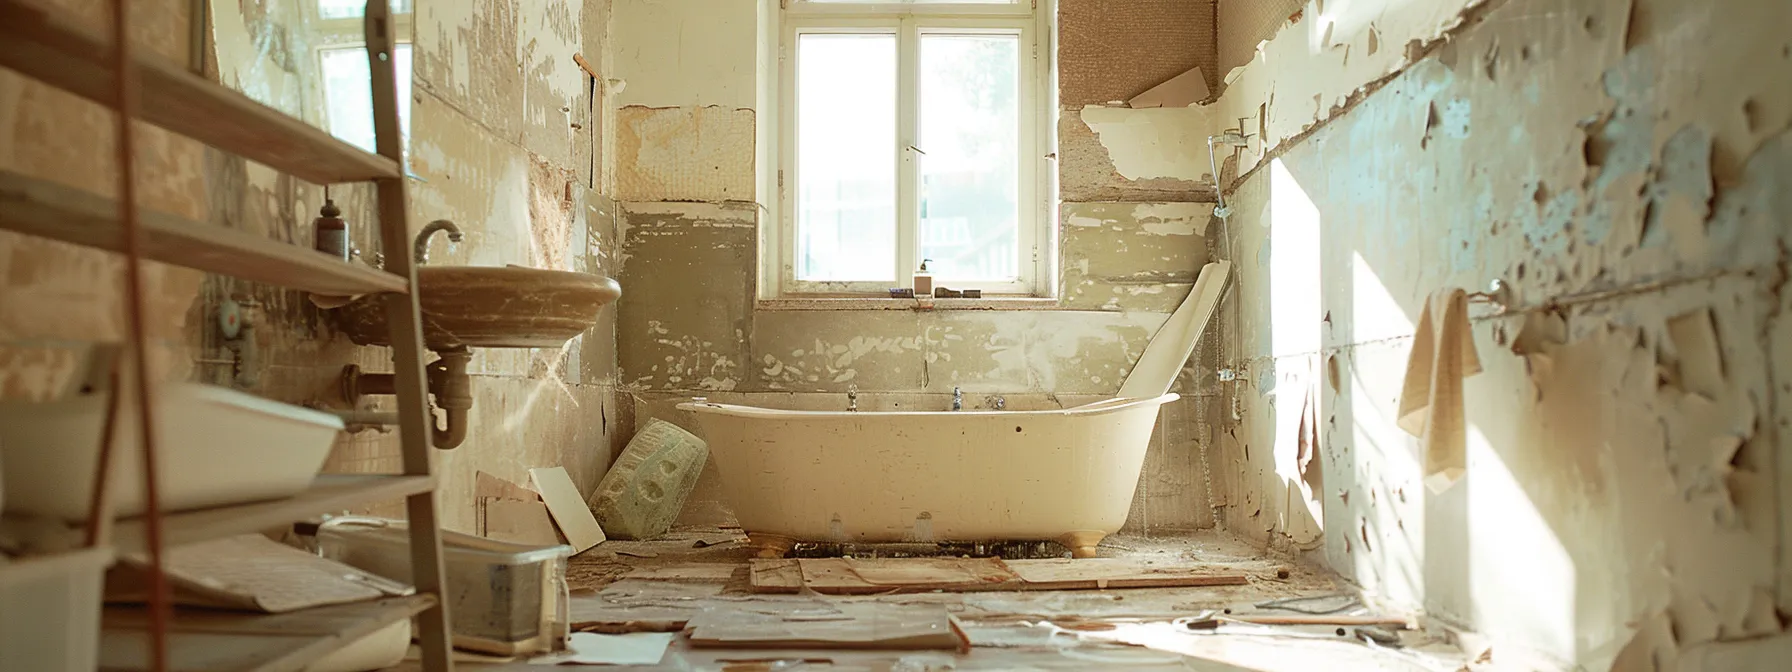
[333,266,622,349]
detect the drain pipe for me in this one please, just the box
[337,346,473,449]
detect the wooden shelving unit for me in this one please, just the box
[108,475,436,555]
[100,596,437,672]
[0,0,454,669]
[0,170,408,296]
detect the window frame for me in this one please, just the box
[769,0,1054,298]
[304,0,414,154]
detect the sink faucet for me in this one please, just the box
[952,386,963,411]
[414,219,463,265]
[846,384,858,412]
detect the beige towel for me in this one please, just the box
[1398,289,1482,493]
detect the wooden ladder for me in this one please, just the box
[0,0,453,669]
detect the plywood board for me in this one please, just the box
[530,467,606,553]
[622,564,740,582]
[686,603,968,652]
[796,558,1020,595]
[1003,558,1251,589]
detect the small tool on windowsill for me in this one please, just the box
[934,287,963,298]
[888,288,916,299]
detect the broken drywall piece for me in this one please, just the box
[1127,67,1211,109]
[530,467,607,553]
[1665,308,1726,400]
[686,603,967,651]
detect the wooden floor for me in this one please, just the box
[385,529,1483,671]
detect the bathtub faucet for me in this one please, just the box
[952,386,963,411]
[985,395,1005,411]
[846,384,858,412]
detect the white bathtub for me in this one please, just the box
[675,394,1177,558]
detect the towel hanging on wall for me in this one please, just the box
[1397,288,1482,493]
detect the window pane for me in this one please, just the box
[796,34,898,282]
[321,45,412,155]
[318,0,413,20]
[918,34,1020,282]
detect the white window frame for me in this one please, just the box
[305,0,414,153]
[766,0,1054,298]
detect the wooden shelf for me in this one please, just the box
[100,595,436,672]
[0,169,409,296]
[0,0,401,184]
[108,475,436,555]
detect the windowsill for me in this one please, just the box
[757,296,1061,311]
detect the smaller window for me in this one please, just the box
[320,44,412,154]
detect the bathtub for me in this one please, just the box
[675,394,1177,558]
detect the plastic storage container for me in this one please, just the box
[0,382,344,520]
[316,518,572,655]
[0,547,113,672]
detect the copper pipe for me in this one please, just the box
[109,0,170,668]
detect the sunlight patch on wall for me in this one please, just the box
[1352,251,1416,342]
[1467,424,1577,658]
[1269,159,1322,358]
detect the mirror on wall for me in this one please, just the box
[209,0,413,158]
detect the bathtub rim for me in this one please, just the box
[674,393,1179,419]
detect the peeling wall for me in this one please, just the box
[1215,0,1302,75]
[0,0,621,534]
[1212,0,1792,666]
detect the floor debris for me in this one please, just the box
[526,632,674,666]
[749,556,1252,594]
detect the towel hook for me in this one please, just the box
[1466,278,1513,313]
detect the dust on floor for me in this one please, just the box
[392,528,1486,671]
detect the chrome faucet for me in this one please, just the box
[413,219,463,265]
[985,395,1006,411]
[846,384,858,412]
[951,386,963,411]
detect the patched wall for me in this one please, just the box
[1211,0,1791,666]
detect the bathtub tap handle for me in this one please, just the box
[952,386,963,412]
[846,384,858,412]
[986,395,1006,411]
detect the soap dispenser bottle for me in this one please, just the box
[913,259,934,296]
[313,197,350,261]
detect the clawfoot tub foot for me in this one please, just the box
[748,533,797,559]
[1057,531,1106,559]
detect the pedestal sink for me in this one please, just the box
[333,265,622,350]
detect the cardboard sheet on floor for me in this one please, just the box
[686,603,968,651]
[1002,558,1252,589]
[107,534,410,612]
[530,467,606,552]
[622,563,739,582]
[527,632,673,666]
[484,499,561,546]
[749,557,1249,594]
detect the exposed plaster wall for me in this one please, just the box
[1215,0,1303,75]
[1058,0,1221,204]
[609,0,1226,534]
[1211,0,1792,666]
[0,0,621,534]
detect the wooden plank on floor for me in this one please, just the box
[686,603,968,652]
[1003,558,1252,590]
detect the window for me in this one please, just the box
[773,0,1051,296]
[310,0,414,156]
